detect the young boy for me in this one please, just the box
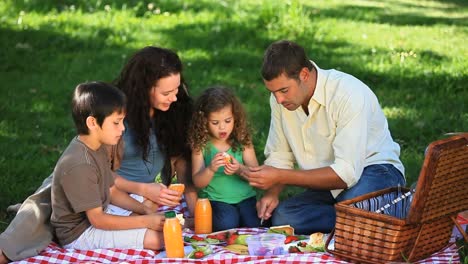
[50,82,164,250]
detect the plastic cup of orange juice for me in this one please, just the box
[169,183,185,194]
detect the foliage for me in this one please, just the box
[0,0,467,231]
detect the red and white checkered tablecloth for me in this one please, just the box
[12,203,464,264]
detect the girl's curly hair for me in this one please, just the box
[113,46,193,185]
[188,86,252,153]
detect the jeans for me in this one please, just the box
[211,196,260,231]
[271,164,405,234]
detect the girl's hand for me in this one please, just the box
[148,212,165,231]
[224,156,240,175]
[208,153,225,173]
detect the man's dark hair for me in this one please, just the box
[72,81,126,135]
[261,40,313,81]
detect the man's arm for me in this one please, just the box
[248,165,347,190]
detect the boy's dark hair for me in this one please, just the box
[72,81,126,135]
[261,40,313,81]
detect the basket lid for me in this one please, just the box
[407,134,468,224]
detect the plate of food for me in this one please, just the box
[183,233,228,245]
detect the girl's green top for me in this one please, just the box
[198,141,256,204]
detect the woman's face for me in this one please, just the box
[149,73,180,114]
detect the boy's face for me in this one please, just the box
[96,111,125,145]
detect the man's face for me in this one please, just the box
[264,72,309,111]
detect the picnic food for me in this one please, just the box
[225,244,249,255]
[194,198,212,234]
[176,213,185,226]
[267,225,295,236]
[163,211,184,258]
[245,233,286,256]
[186,244,213,259]
[169,183,185,194]
[284,235,300,244]
[184,234,225,245]
[222,152,232,164]
[287,239,325,253]
[309,232,325,248]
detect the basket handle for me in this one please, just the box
[451,215,468,242]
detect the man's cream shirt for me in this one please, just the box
[264,62,404,197]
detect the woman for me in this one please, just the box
[112,46,197,215]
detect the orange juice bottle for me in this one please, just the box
[163,211,184,258]
[194,198,212,234]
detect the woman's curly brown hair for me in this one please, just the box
[188,86,252,153]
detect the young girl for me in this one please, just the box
[188,86,260,231]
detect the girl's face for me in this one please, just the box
[207,105,234,142]
[149,73,180,115]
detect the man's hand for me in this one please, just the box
[143,183,181,207]
[244,165,281,190]
[256,191,280,221]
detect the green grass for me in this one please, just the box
[0,0,466,231]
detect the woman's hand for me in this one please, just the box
[144,183,182,207]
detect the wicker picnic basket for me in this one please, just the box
[326,134,468,263]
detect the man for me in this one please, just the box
[245,40,405,234]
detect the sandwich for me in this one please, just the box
[267,225,295,236]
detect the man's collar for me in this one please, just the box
[310,60,326,107]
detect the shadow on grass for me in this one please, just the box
[0,25,134,224]
[5,0,230,17]
[306,3,467,27]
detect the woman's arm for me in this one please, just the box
[109,185,155,215]
[113,173,181,207]
[173,156,197,216]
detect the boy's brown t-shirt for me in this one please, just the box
[50,137,115,246]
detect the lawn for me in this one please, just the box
[0,0,466,232]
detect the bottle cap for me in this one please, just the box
[164,211,176,218]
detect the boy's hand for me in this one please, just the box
[224,157,240,175]
[207,153,226,173]
[148,213,165,231]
